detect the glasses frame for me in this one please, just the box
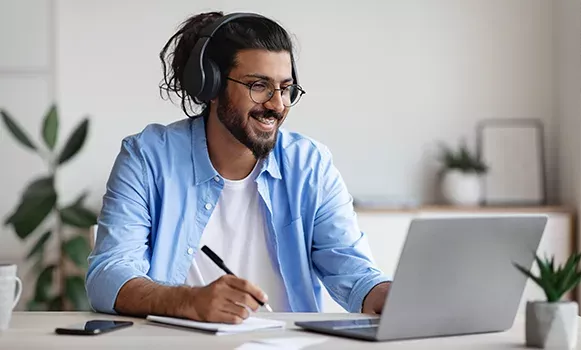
[226,77,306,107]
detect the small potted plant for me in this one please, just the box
[437,140,488,206]
[513,252,581,349]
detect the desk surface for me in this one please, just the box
[0,311,574,349]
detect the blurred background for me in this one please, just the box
[0,0,579,312]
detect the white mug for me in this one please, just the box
[0,264,22,331]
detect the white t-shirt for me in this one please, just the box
[185,162,291,312]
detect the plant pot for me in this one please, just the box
[440,170,482,206]
[526,301,578,349]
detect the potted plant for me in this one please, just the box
[513,252,581,349]
[1,104,98,311]
[437,140,488,206]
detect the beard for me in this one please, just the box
[216,94,283,159]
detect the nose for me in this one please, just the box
[263,90,285,114]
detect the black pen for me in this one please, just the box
[201,245,273,312]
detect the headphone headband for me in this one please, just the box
[199,12,267,39]
[182,12,298,103]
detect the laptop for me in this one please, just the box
[295,215,547,341]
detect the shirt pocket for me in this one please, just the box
[280,216,311,265]
[282,216,304,237]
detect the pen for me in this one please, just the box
[201,245,273,312]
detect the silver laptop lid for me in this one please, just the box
[377,216,547,341]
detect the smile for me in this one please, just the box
[254,115,277,125]
[251,115,278,132]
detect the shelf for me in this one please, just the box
[354,205,576,215]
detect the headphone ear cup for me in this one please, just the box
[198,57,222,101]
[182,38,206,101]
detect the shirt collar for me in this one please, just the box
[260,146,282,180]
[190,116,282,185]
[191,116,219,185]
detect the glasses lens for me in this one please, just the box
[249,81,304,107]
[282,85,302,107]
[250,81,273,104]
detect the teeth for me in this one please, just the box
[256,117,275,125]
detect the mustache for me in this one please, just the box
[249,109,283,121]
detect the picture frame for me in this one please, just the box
[476,119,547,206]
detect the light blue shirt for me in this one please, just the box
[86,116,390,314]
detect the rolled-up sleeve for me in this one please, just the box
[86,137,152,314]
[311,146,391,312]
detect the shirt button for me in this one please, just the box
[187,247,194,255]
[205,203,212,210]
[214,176,220,182]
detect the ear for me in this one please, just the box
[208,97,219,114]
[210,92,223,106]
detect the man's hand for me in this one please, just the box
[182,275,268,324]
[361,282,391,314]
[115,275,268,325]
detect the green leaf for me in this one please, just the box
[514,262,544,288]
[57,118,89,165]
[62,236,91,268]
[534,256,559,301]
[556,254,581,294]
[4,177,57,239]
[41,104,59,150]
[27,300,46,311]
[23,176,56,198]
[60,203,98,228]
[35,265,55,302]
[535,255,554,283]
[438,140,487,174]
[4,195,56,240]
[26,230,52,259]
[65,275,91,311]
[73,191,89,206]
[516,252,581,302]
[48,296,63,311]
[549,256,555,272]
[0,109,37,151]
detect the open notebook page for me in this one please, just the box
[146,315,286,335]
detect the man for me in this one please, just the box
[86,10,391,324]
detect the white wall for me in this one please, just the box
[554,0,581,261]
[0,1,56,309]
[555,0,581,210]
[52,0,557,210]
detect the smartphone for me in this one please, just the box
[55,320,133,335]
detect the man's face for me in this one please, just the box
[216,49,293,159]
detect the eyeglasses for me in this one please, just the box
[226,77,306,107]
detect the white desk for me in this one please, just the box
[1,311,575,349]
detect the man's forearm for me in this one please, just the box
[114,277,195,318]
[362,281,391,314]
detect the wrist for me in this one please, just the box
[362,281,391,313]
[166,285,198,317]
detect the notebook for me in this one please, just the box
[146,315,286,335]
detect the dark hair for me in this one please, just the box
[159,11,295,118]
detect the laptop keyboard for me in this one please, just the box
[344,326,380,337]
[296,318,380,338]
[333,319,380,337]
[328,318,380,329]
[332,323,379,330]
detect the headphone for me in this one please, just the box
[182,12,299,102]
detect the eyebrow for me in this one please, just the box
[243,73,294,84]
